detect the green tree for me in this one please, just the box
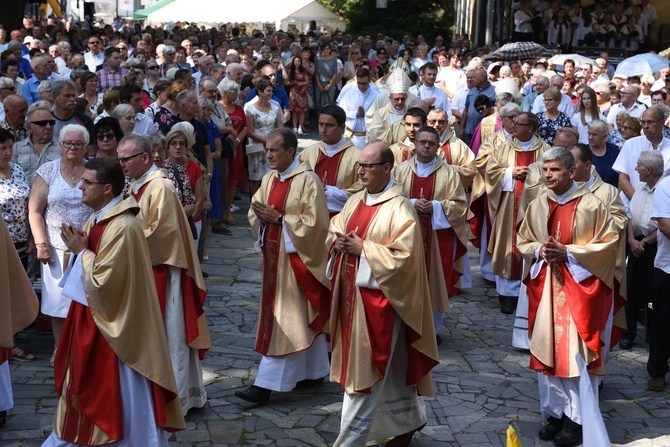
[317,0,452,42]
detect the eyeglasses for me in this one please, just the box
[169,140,187,148]
[476,106,488,113]
[29,119,55,127]
[543,98,556,103]
[427,119,447,125]
[619,125,634,131]
[96,132,116,141]
[61,141,86,149]
[118,152,145,163]
[500,114,518,120]
[514,121,533,127]
[355,161,387,171]
[640,119,662,126]
[78,178,106,187]
[147,65,159,70]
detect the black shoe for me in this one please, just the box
[553,427,582,446]
[234,385,271,405]
[436,335,442,345]
[201,270,209,278]
[500,296,518,315]
[0,410,6,427]
[211,225,233,236]
[618,338,633,350]
[295,377,324,389]
[385,422,426,447]
[538,416,563,440]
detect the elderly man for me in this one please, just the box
[518,147,618,447]
[613,106,670,204]
[461,67,496,145]
[327,142,438,446]
[469,102,521,283]
[22,54,55,105]
[43,158,185,446]
[427,107,476,188]
[394,126,469,344]
[237,128,331,405]
[336,68,380,148]
[192,55,214,87]
[366,67,414,143]
[607,85,647,130]
[531,75,574,116]
[522,74,548,113]
[97,47,128,93]
[408,62,452,119]
[51,80,94,144]
[11,101,59,185]
[621,151,663,350]
[587,119,620,187]
[297,104,361,216]
[486,112,550,314]
[119,135,210,415]
[0,95,29,142]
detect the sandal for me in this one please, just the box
[11,346,35,363]
[50,349,58,367]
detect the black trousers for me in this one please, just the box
[623,237,657,341]
[647,268,670,378]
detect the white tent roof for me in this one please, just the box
[145,0,321,25]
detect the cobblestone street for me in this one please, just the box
[2,134,670,447]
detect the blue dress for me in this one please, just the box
[205,121,221,218]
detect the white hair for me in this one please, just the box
[59,124,90,145]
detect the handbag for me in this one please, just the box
[171,163,198,240]
[246,140,265,154]
[220,136,236,159]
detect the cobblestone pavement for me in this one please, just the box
[2,130,670,447]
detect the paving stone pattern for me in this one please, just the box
[2,132,669,446]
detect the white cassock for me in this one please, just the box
[337,84,380,148]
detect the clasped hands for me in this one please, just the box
[539,236,568,263]
[60,222,88,255]
[414,199,434,215]
[251,201,281,224]
[513,166,529,181]
[333,228,362,256]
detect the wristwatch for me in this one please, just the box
[277,215,283,226]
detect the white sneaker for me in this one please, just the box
[293,128,298,134]
[298,128,304,135]
[230,204,240,212]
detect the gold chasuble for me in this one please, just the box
[438,131,476,188]
[518,185,619,377]
[130,169,211,355]
[297,140,362,198]
[327,186,439,396]
[54,199,185,445]
[0,216,39,363]
[248,162,331,356]
[486,136,549,280]
[394,158,469,303]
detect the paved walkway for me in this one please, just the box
[2,131,670,447]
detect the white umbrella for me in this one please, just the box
[616,53,669,77]
[548,54,596,67]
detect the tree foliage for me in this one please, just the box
[317,0,453,42]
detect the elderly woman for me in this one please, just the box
[411,44,431,74]
[1,60,23,96]
[587,119,621,187]
[111,104,136,136]
[28,124,92,361]
[92,117,124,158]
[571,87,606,144]
[147,133,196,217]
[0,128,30,263]
[594,84,612,117]
[537,88,572,145]
[78,71,102,118]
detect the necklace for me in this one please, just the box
[61,162,83,186]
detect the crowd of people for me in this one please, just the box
[1,8,670,447]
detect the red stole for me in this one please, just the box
[410,170,467,296]
[510,150,536,280]
[402,148,413,162]
[54,223,124,443]
[256,177,330,356]
[526,197,612,376]
[440,141,453,165]
[314,149,346,219]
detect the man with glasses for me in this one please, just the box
[237,128,330,405]
[119,134,210,415]
[97,47,128,93]
[394,126,470,342]
[337,68,380,148]
[531,75,573,115]
[614,106,670,204]
[11,102,59,185]
[0,95,28,143]
[427,107,476,188]
[367,67,413,143]
[486,112,550,314]
[44,157,185,446]
[607,85,646,130]
[84,36,104,73]
[327,141,438,446]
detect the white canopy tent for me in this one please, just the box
[142,0,344,31]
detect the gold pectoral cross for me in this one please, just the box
[419,187,425,200]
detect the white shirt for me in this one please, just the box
[84,51,104,73]
[606,102,647,129]
[452,86,470,115]
[630,182,658,237]
[408,84,452,122]
[570,111,606,144]
[652,175,670,274]
[133,113,154,136]
[531,92,574,115]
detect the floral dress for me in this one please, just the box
[0,163,30,244]
[289,71,308,112]
[245,102,280,181]
[537,111,572,146]
[153,106,179,135]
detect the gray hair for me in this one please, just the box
[595,85,611,96]
[499,102,521,116]
[27,100,53,118]
[167,122,195,149]
[0,77,14,89]
[225,62,242,75]
[145,132,165,149]
[175,90,195,110]
[59,124,90,145]
[588,119,609,135]
[37,80,53,97]
[218,78,239,95]
[496,92,514,107]
[649,104,670,121]
[535,76,549,86]
[550,74,564,84]
[52,80,76,97]
[111,103,135,119]
[198,97,214,111]
[57,41,71,52]
[638,150,664,177]
[267,127,298,153]
[198,75,217,91]
[542,146,575,169]
[29,54,47,71]
[120,134,152,155]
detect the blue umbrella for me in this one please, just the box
[615,53,669,77]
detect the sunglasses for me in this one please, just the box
[29,119,56,127]
[476,107,487,113]
[97,132,116,141]
[147,65,159,70]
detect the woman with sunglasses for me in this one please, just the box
[344,45,362,83]
[92,117,124,158]
[144,59,161,100]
